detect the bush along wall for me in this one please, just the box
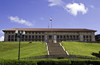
[0,59,100,65]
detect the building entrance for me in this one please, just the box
[49,35,52,40]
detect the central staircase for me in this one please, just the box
[47,42,67,56]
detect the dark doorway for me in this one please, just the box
[49,35,52,40]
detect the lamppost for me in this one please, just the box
[15,30,25,60]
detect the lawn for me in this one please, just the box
[61,41,100,57]
[0,41,47,59]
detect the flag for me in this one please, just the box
[50,18,52,22]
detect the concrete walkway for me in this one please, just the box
[47,42,67,55]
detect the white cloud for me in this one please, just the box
[48,0,64,7]
[0,36,4,41]
[64,2,88,16]
[8,16,33,26]
[90,5,94,9]
[0,30,3,34]
[40,17,44,20]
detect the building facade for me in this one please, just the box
[2,28,96,42]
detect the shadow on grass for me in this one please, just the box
[91,51,100,58]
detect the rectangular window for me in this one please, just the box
[32,36,34,38]
[12,31,14,34]
[86,32,88,34]
[76,36,79,39]
[25,36,27,38]
[64,36,65,39]
[39,32,41,34]
[67,36,69,39]
[70,36,72,39]
[29,32,31,34]
[76,32,79,34]
[8,35,10,38]
[9,32,10,34]
[26,32,27,34]
[42,36,44,38]
[11,35,14,38]
[42,32,44,34]
[36,36,37,39]
[86,36,88,38]
[89,36,91,38]
[73,36,75,39]
[83,36,85,38]
[60,36,62,38]
[32,32,34,34]
[57,36,59,39]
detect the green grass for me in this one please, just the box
[61,41,100,57]
[0,41,47,59]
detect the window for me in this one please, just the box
[32,32,34,34]
[42,36,44,38]
[39,32,41,34]
[76,32,79,34]
[29,32,31,34]
[83,32,85,34]
[83,36,85,38]
[32,36,34,38]
[89,36,91,38]
[36,36,37,39]
[26,32,27,34]
[25,36,27,38]
[60,36,62,38]
[42,32,44,34]
[12,31,14,34]
[9,32,10,34]
[8,35,10,38]
[64,36,66,39]
[70,36,72,39]
[86,36,88,38]
[29,35,31,39]
[8,39,10,41]
[86,32,88,34]
[76,36,79,39]
[67,36,69,39]
[57,36,59,39]
[73,36,75,39]
[11,35,14,38]
[80,32,82,34]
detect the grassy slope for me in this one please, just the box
[62,41,100,57]
[0,42,47,59]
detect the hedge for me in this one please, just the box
[0,59,100,65]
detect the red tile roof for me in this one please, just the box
[2,28,96,32]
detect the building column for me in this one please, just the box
[45,35,48,42]
[79,34,83,41]
[4,33,8,41]
[91,34,95,41]
[54,35,57,40]
[14,35,15,42]
[17,37,19,42]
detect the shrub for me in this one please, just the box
[0,60,37,65]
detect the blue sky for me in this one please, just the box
[0,0,100,41]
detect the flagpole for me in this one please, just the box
[50,17,52,43]
[51,16,52,43]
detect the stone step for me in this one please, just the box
[47,43,67,55]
